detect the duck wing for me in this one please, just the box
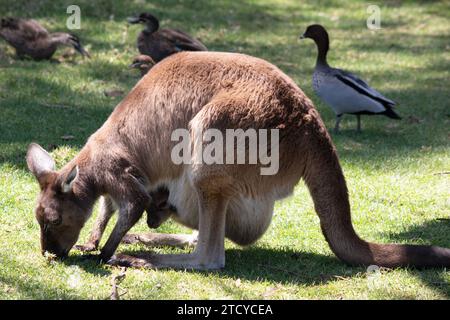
[0,18,48,42]
[333,68,396,107]
[159,29,207,51]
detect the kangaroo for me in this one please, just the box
[26,51,450,270]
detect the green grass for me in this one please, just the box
[0,0,449,299]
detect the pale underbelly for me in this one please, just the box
[151,172,277,246]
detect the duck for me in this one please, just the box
[129,54,156,76]
[300,24,401,132]
[127,13,207,62]
[0,17,90,60]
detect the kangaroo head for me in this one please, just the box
[26,143,92,258]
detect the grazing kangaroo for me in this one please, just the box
[75,189,187,253]
[27,52,450,269]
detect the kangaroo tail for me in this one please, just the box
[302,130,450,268]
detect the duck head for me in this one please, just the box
[51,33,90,58]
[129,54,156,76]
[67,34,90,58]
[127,13,159,33]
[300,24,329,66]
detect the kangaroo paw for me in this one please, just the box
[74,242,97,252]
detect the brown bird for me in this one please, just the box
[127,13,207,62]
[129,54,156,76]
[0,17,90,60]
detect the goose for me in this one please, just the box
[129,54,156,76]
[300,24,401,132]
[0,17,89,60]
[127,13,207,62]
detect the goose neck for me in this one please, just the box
[314,36,329,68]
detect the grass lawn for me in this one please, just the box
[0,0,449,299]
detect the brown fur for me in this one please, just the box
[27,51,450,269]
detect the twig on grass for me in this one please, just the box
[38,101,71,109]
[110,267,127,300]
[433,171,450,175]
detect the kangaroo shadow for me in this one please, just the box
[112,245,360,286]
[84,218,450,296]
[222,247,355,284]
[61,254,113,277]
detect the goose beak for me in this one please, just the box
[299,33,306,39]
[127,16,141,24]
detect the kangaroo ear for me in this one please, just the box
[62,165,79,193]
[26,143,55,185]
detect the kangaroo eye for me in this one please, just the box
[49,216,62,226]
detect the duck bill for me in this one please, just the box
[129,62,141,69]
[127,16,141,24]
[69,36,91,58]
[72,42,90,58]
[299,34,306,39]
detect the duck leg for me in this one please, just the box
[356,114,361,133]
[334,114,343,133]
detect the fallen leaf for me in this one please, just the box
[407,116,424,124]
[262,286,280,299]
[110,267,127,300]
[43,251,57,263]
[104,89,125,97]
[386,122,399,129]
[61,135,75,141]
